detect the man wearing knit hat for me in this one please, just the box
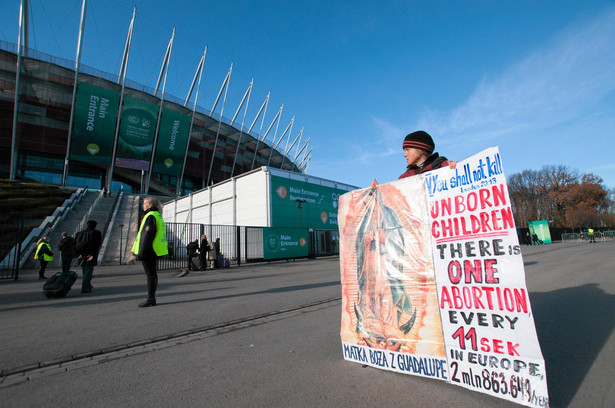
[371,130,455,187]
[398,130,454,179]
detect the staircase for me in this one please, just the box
[24,192,142,269]
[101,194,141,265]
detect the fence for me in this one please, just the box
[159,223,253,271]
[158,223,338,271]
[0,188,87,280]
[0,216,25,280]
[561,230,614,242]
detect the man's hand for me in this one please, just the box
[448,161,459,169]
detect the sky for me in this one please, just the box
[1,0,614,190]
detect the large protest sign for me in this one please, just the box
[339,175,448,380]
[339,147,549,407]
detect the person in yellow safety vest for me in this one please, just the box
[132,196,168,307]
[588,228,596,243]
[34,237,54,280]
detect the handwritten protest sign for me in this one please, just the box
[339,147,549,407]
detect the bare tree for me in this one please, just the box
[508,166,612,229]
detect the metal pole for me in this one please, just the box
[119,224,124,264]
[62,0,88,188]
[10,0,26,180]
[268,117,293,167]
[106,6,136,192]
[145,27,175,194]
[231,79,253,177]
[178,47,207,196]
[206,63,233,187]
[249,93,270,170]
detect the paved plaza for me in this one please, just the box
[1,241,613,407]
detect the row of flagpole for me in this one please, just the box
[9,0,312,195]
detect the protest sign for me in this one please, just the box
[339,147,549,407]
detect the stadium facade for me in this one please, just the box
[0,37,309,196]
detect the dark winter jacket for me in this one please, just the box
[75,227,102,266]
[58,236,77,258]
[399,153,450,179]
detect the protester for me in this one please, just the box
[132,196,168,308]
[75,220,102,293]
[371,130,456,188]
[58,231,76,274]
[199,234,209,271]
[34,237,53,280]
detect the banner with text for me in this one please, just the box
[529,220,552,244]
[70,82,119,165]
[263,227,309,260]
[339,147,549,407]
[339,175,448,380]
[270,175,347,230]
[116,96,159,171]
[151,108,191,177]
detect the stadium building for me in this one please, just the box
[0,5,311,197]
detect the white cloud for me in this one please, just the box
[417,7,615,148]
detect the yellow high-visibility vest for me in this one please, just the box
[34,242,54,261]
[132,211,168,256]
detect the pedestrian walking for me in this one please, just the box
[132,196,168,308]
[58,231,76,274]
[75,220,102,293]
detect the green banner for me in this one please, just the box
[529,220,552,244]
[263,227,309,260]
[116,96,159,170]
[70,82,119,165]
[152,109,191,177]
[270,175,347,230]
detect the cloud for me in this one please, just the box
[417,7,615,148]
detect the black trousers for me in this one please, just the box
[200,252,208,270]
[141,257,158,300]
[38,260,48,278]
[61,256,73,274]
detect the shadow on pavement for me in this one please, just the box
[530,283,615,408]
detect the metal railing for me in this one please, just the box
[0,188,87,280]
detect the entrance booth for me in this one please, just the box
[161,167,356,262]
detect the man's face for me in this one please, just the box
[403,147,427,167]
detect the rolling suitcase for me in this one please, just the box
[191,255,201,271]
[43,259,79,298]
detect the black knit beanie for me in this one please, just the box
[402,130,435,154]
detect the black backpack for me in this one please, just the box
[75,230,90,253]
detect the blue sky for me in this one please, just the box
[1,0,614,190]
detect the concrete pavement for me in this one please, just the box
[0,241,614,407]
